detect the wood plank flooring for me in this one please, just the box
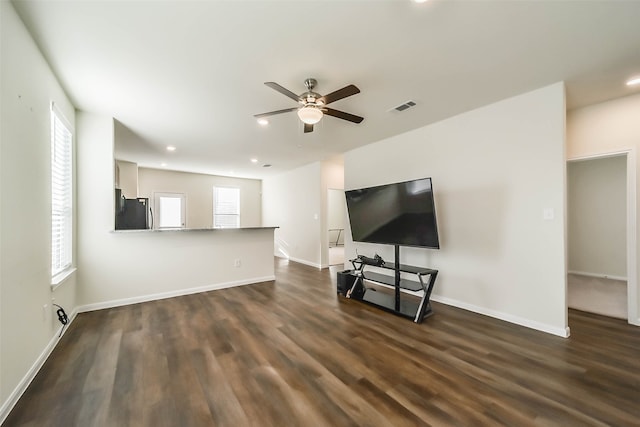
[4,258,640,426]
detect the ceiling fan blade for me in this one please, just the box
[304,123,314,133]
[323,108,364,124]
[319,84,360,105]
[254,107,299,118]
[264,82,300,102]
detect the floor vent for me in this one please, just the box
[393,100,416,112]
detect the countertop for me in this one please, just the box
[112,226,278,233]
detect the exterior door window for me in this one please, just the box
[154,193,186,229]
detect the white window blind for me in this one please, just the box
[213,187,240,228]
[51,105,73,277]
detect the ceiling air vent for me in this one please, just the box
[392,100,416,112]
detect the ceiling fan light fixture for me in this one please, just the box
[256,79,362,133]
[297,106,323,124]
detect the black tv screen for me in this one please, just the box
[345,178,440,248]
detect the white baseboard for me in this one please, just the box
[568,270,627,281]
[274,254,322,269]
[0,308,79,425]
[77,276,275,313]
[0,275,273,423]
[287,257,322,270]
[430,294,570,338]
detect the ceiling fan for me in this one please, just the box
[254,78,364,133]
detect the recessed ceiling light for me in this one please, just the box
[627,76,640,86]
[257,118,269,126]
[251,158,258,163]
[166,145,176,151]
[413,0,429,3]
[161,162,167,167]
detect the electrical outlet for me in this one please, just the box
[234,258,241,267]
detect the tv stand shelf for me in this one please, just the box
[346,249,438,323]
[361,270,425,292]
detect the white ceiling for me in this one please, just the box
[12,0,640,179]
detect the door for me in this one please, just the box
[154,192,186,229]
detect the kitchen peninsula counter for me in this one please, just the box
[79,226,278,309]
[112,226,278,233]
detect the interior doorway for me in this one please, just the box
[567,152,636,324]
[327,188,346,266]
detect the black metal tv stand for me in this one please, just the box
[346,245,438,323]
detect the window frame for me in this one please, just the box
[51,103,74,280]
[213,186,240,228]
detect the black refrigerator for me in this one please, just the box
[115,189,151,230]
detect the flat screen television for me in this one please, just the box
[345,177,440,249]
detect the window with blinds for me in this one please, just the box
[213,187,240,228]
[51,106,73,277]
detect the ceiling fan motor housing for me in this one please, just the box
[300,78,322,105]
[301,93,322,106]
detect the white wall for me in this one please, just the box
[320,158,345,266]
[567,94,640,156]
[0,1,77,417]
[115,159,138,198]
[567,92,640,325]
[137,167,262,229]
[327,190,346,230]
[262,158,345,269]
[76,112,274,307]
[568,156,626,278]
[327,189,346,246]
[262,162,322,268]
[344,83,568,336]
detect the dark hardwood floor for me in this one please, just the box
[5,258,640,426]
